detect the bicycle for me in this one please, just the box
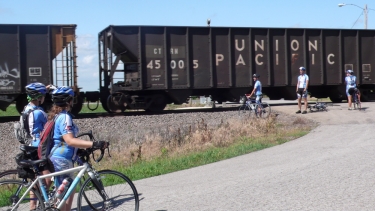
[308,99,328,112]
[352,88,361,110]
[0,144,95,210]
[0,131,139,211]
[238,96,257,117]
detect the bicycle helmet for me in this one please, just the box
[253,73,260,78]
[25,83,47,99]
[346,69,354,75]
[299,66,306,71]
[51,86,74,106]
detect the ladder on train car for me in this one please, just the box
[54,27,77,88]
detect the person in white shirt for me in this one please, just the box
[296,67,309,114]
[344,69,357,110]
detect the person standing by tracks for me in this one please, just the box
[345,69,357,110]
[22,83,53,211]
[247,73,262,116]
[296,67,309,114]
[49,86,107,211]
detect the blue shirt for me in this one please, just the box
[50,111,79,160]
[298,74,309,89]
[345,75,356,90]
[254,80,262,96]
[24,103,47,147]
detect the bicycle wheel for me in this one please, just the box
[238,105,247,116]
[77,170,139,211]
[0,180,45,211]
[0,170,18,181]
[257,103,271,118]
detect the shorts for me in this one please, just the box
[347,87,355,96]
[50,157,74,187]
[297,88,308,98]
[255,95,262,104]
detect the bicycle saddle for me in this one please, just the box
[19,145,38,153]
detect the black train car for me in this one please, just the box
[0,24,83,114]
[100,25,375,112]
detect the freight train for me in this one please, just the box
[1,24,375,114]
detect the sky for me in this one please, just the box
[1,0,375,91]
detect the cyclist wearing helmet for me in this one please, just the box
[48,86,108,211]
[345,69,357,110]
[247,74,262,116]
[24,82,48,147]
[248,73,262,102]
[296,67,309,114]
[24,83,52,211]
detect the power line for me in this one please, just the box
[351,11,363,28]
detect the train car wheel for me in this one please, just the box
[106,94,125,113]
[146,94,167,112]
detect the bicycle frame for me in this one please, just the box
[10,162,101,211]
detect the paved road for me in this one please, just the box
[134,102,375,210]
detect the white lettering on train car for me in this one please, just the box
[236,54,245,65]
[309,40,318,65]
[291,40,299,51]
[255,40,264,66]
[235,39,245,51]
[216,54,224,66]
[154,48,162,54]
[255,54,263,65]
[275,40,279,65]
[327,54,335,64]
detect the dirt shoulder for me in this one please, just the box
[271,102,373,125]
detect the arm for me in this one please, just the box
[296,77,299,91]
[62,133,93,149]
[305,80,309,91]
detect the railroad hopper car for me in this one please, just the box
[102,25,375,112]
[0,24,85,114]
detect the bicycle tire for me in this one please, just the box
[0,180,45,211]
[0,169,18,181]
[77,170,139,211]
[238,105,247,116]
[256,103,271,118]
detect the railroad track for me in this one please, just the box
[0,101,334,123]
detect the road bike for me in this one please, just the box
[0,131,139,211]
[238,96,257,117]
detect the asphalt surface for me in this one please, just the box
[134,102,375,211]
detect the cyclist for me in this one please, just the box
[23,83,52,211]
[49,86,108,211]
[345,69,357,110]
[247,73,262,115]
[24,83,48,147]
[296,66,309,114]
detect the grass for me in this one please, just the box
[115,130,309,181]
[92,114,314,182]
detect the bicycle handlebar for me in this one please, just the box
[76,131,111,163]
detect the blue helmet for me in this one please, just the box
[299,66,306,71]
[51,86,74,105]
[25,83,47,99]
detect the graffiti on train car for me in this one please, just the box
[0,62,19,89]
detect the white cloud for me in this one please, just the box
[75,34,99,92]
[82,55,95,64]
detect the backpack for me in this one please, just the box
[14,107,35,145]
[37,115,62,173]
